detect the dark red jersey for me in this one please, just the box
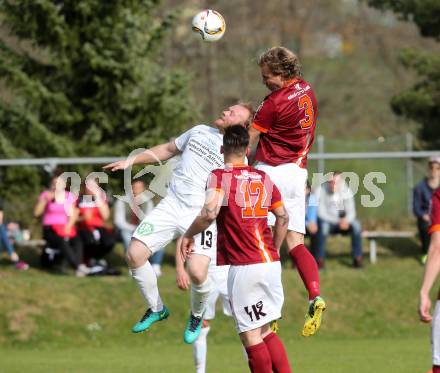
[207,164,283,266]
[429,189,440,235]
[253,78,317,168]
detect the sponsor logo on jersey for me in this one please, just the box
[234,170,262,180]
[287,85,310,100]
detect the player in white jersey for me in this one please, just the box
[176,231,231,373]
[103,103,252,344]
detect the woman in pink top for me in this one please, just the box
[34,174,88,276]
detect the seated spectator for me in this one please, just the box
[77,180,115,270]
[0,198,28,270]
[316,171,363,269]
[413,157,440,261]
[113,180,165,276]
[305,182,318,258]
[34,174,88,276]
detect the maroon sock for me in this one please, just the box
[245,342,272,373]
[263,332,292,373]
[433,365,440,373]
[289,244,320,300]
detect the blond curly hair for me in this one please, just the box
[258,47,302,80]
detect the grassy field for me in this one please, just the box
[0,238,437,372]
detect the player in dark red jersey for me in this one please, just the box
[249,46,325,336]
[182,125,292,373]
[419,188,440,373]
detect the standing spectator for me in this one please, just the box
[305,183,319,258]
[0,198,28,270]
[34,174,88,276]
[114,180,165,275]
[413,157,440,261]
[317,171,363,269]
[77,180,115,268]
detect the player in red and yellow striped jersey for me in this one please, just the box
[182,125,292,373]
[249,46,325,336]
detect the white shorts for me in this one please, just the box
[254,161,307,234]
[204,265,232,320]
[132,195,216,260]
[228,261,284,333]
[433,301,440,365]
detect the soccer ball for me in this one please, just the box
[191,10,226,42]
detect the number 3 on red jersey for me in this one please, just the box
[239,180,268,218]
[298,94,314,129]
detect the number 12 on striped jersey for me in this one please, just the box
[239,180,268,218]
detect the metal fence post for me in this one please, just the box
[317,135,325,174]
[406,133,414,216]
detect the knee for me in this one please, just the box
[189,268,208,285]
[286,231,304,250]
[126,241,150,268]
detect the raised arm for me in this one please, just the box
[103,141,180,171]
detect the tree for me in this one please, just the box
[368,0,440,149]
[0,0,196,222]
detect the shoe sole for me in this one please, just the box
[132,311,170,333]
[302,301,326,337]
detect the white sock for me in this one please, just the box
[130,261,164,312]
[191,278,212,317]
[193,326,210,373]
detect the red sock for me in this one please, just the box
[433,365,440,373]
[245,342,272,373]
[263,332,292,373]
[289,244,320,300]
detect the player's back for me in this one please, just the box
[170,125,223,207]
[254,79,317,168]
[210,165,282,266]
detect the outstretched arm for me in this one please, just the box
[103,141,179,171]
[419,231,440,322]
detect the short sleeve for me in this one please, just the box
[269,180,283,211]
[252,96,276,133]
[429,191,440,234]
[38,191,49,201]
[174,127,195,151]
[206,170,223,192]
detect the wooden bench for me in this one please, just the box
[361,231,416,263]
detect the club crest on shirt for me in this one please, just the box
[136,221,154,236]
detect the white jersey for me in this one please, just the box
[171,125,223,208]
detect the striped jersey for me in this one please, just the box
[252,78,317,168]
[208,164,283,265]
[429,189,440,235]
